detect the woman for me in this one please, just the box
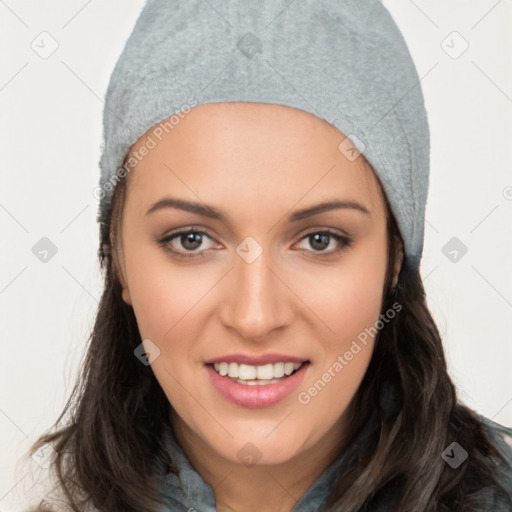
[27,1,512,511]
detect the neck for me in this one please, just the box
[171,410,351,512]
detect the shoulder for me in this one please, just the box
[476,414,512,510]
[478,414,512,462]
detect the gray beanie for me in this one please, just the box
[97,0,430,268]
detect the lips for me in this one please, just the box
[204,353,310,408]
[204,352,308,366]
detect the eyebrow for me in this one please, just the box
[145,197,370,222]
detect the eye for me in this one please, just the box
[157,229,217,258]
[295,230,352,254]
[157,228,352,259]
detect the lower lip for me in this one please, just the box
[206,363,309,409]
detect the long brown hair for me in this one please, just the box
[27,168,512,512]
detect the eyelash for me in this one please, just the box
[156,227,352,259]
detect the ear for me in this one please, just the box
[112,252,132,306]
[391,239,404,291]
[120,277,132,306]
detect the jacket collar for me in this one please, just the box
[158,410,380,512]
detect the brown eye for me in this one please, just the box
[296,230,352,254]
[180,232,203,251]
[309,233,331,251]
[157,229,216,258]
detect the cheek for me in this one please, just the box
[123,253,215,413]
[298,235,388,408]
[308,233,388,339]
[122,232,217,342]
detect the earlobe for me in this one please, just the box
[113,256,132,306]
[118,270,132,306]
[391,246,404,291]
[121,286,132,306]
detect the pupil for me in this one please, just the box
[182,232,202,250]
[310,233,329,251]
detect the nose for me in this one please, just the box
[219,249,293,342]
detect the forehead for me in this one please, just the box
[125,102,384,214]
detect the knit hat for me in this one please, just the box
[97,0,430,268]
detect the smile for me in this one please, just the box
[211,361,304,385]
[206,360,310,408]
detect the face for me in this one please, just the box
[116,102,391,467]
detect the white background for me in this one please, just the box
[1,1,511,510]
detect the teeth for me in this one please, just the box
[218,362,229,376]
[284,362,296,376]
[239,364,257,380]
[228,362,239,378]
[213,361,303,380]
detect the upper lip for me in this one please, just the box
[204,353,309,366]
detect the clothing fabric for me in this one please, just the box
[156,412,512,511]
[97,0,430,268]
[157,409,382,512]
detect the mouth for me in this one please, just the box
[204,356,311,408]
[207,361,307,386]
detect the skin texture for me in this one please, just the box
[116,103,396,512]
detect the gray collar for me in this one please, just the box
[157,411,380,512]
